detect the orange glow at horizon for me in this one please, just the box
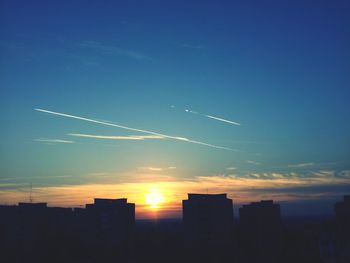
[1,172,348,219]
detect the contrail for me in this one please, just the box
[35,108,234,151]
[185,109,241,126]
[68,133,164,140]
[34,138,74,144]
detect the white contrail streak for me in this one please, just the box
[34,138,74,144]
[35,108,234,151]
[185,109,241,126]
[68,133,164,140]
[205,115,241,126]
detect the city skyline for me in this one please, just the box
[1,1,350,219]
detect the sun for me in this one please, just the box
[145,190,165,209]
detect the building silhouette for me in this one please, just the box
[182,193,234,262]
[239,200,281,263]
[333,195,350,262]
[75,198,135,262]
[335,195,350,241]
[0,198,135,263]
[85,198,135,245]
[2,195,349,263]
[0,202,74,263]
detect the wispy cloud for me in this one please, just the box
[311,170,335,178]
[35,108,234,151]
[185,108,241,126]
[34,138,74,144]
[146,167,163,172]
[68,133,164,140]
[247,160,261,165]
[338,170,350,178]
[288,162,314,168]
[79,40,146,60]
[139,166,177,172]
[87,172,110,176]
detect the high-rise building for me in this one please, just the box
[335,195,350,240]
[0,198,135,263]
[239,200,281,228]
[83,198,135,261]
[239,200,281,263]
[84,198,135,243]
[182,193,234,262]
[0,202,74,263]
[334,195,350,262]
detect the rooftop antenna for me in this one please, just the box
[29,183,33,203]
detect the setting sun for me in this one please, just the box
[145,189,165,209]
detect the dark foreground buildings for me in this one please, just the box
[319,195,350,263]
[78,198,135,262]
[0,198,135,263]
[183,193,234,263]
[334,195,350,262]
[1,194,349,263]
[0,202,74,263]
[335,195,350,243]
[239,200,281,263]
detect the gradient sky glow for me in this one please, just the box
[1,0,350,218]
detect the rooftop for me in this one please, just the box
[187,193,228,200]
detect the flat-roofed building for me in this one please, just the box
[182,193,234,262]
[239,200,281,263]
[83,198,135,262]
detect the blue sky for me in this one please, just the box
[1,0,349,217]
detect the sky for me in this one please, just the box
[1,0,349,218]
